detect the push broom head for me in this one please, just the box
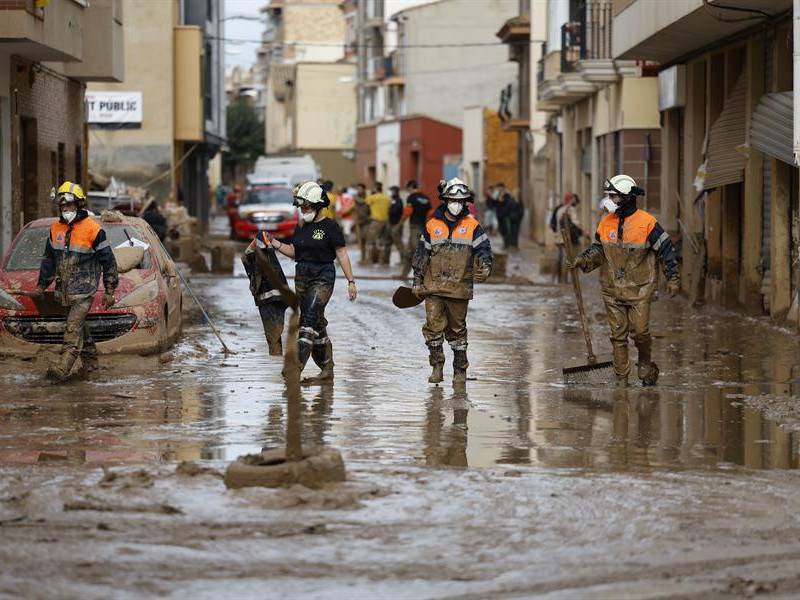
[562,360,615,384]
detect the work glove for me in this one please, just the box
[102,289,116,309]
[347,280,357,302]
[565,256,587,271]
[412,280,423,298]
[667,279,681,298]
[474,260,491,283]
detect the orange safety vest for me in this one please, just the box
[421,214,484,300]
[50,218,102,254]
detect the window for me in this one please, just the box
[204,43,213,120]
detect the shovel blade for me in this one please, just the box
[392,285,423,309]
[562,360,615,384]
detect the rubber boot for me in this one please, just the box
[428,345,445,384]
[306,340,334,383]
[453,349,468,384]
[638,362,659,386]
[48,348,78,382]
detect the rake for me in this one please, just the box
[561,223,614,384]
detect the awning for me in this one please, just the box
[704,74,747,190]
[751,92,794,166]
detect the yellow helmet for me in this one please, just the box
[55,181,86,206]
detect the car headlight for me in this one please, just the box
[0,289,24,311]
[114,280,160,308]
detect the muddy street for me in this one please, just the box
[2,248,800,598]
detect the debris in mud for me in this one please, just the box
[238,482,388,510]
[728,576,778,596]
[64,498,183,515]
[225,446,346,490]
[99,468,154,489]
[175,461,223,479]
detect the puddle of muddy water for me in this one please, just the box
[1,254,799,473]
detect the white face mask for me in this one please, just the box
[301,210,316,223]
[601,197,618,214]
[62,210,77,223]
[447,201,463,216]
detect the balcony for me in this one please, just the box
[613,0,791,62]
[537,49,596,111]
[366,55,393,81]
[0,0,85,62]
[62,0,124,82]
[498,81,529,130]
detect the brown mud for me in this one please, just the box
[0,245,799,597]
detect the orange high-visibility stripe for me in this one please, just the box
[50,218,101,251]
[426,215,479,242]
[596,211,656,245]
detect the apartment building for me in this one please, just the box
[0,0,123,253]
[87,0,225,231]
[533,0,661,247]
[355,0,517,197]
[258,0,355,182]
[615,0,797,324]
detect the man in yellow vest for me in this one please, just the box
[35,182,119,381]
[412,178,492,384]
[365,182,391,264]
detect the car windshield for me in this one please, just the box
[5,223,152,271]
[242,188,293,206]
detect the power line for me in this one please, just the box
[211,34,540,49]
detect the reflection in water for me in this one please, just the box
[423,386,468,467]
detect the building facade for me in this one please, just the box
[615,0,797,324]
[355,0,517,197]
[0,0,124,254]
[259,0,355,183]
[87,0,225,230]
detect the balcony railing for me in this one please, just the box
[366,55,394,81]
[499,81,528,127]
[584,0,613,59]
[560,20,585,73]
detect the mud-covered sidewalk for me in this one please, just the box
[1,242,799,598]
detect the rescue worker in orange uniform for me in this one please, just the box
[35,182,119,381]
[567,174,680,386]
[412,178,492,384]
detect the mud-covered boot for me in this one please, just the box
[304,340,334,384]
[638,362,659,386]
[453,349,468,384]
[428,345,445,384]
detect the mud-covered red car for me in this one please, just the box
[0,213,182,358]
[230,184,298,240]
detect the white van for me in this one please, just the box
[250,155,320,188]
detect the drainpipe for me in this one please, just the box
[794,0,800,165]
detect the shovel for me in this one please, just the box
[561,224,614,384]
[392,285,424,309]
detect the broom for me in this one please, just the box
[561,222,614,384]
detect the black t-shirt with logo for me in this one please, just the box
[293,218,346,264]
[406,192,431,226]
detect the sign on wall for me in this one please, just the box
[86,92,142,128]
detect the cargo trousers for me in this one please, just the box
[54,296,97,377]
[602,292,652,379]
[422,295,469,370]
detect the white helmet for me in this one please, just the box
[293,181,329,208]
[604,174,642,198]
[439,177,473,201]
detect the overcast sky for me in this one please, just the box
[224,0,264,71]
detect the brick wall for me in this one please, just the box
[619,129,661,217]
[10,56,86,234]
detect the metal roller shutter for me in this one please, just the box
[704,74,747,190]
[751,92,794,165]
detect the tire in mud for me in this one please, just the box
[224,446,346,490]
